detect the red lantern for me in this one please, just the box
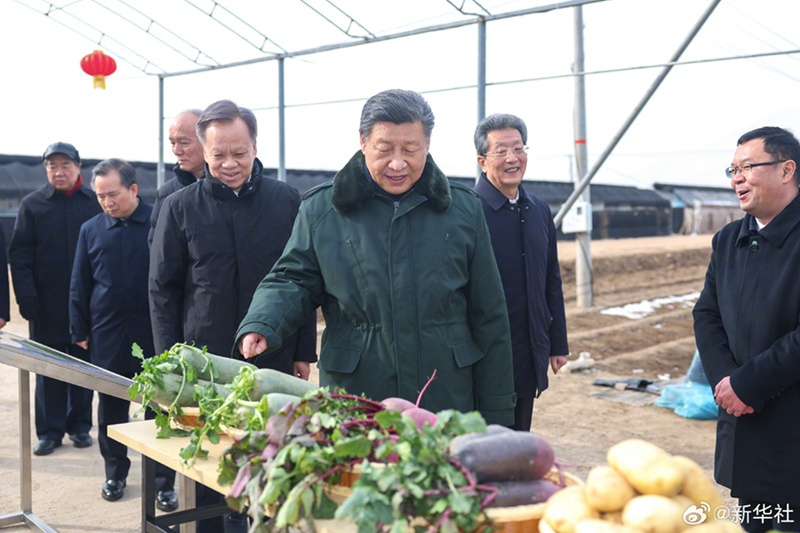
[80,50,117,89]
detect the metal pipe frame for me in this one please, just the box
[0,331,133,532]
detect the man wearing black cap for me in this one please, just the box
[9,142,102,456]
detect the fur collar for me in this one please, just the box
[331,151,451,214]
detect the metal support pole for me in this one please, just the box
[555,0,722,227]
[278,58,286,183]
[573,5,593,308]
[157,75,165,189]
[476,19,487,181]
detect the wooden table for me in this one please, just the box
[108,420,233,533]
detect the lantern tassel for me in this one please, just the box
[93,75,106,90]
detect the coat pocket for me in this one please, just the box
[452,339,486,369]
[318,346,362,374]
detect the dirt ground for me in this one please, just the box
[0,233,730,532]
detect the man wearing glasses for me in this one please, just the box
[472,113,569,431]
[694,126,800,532]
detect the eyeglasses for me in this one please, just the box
[484,145,529,159]
[724,160,787,179]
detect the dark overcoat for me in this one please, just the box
[474,175,569,398]
[148,165,198,247]
[69,200,154,375]
[149,159,317,370]
[693,194,800,505]
[236,151,516,425]
[9,182,102,345]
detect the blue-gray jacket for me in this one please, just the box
[69,200,154,375]
[474,174,568,398]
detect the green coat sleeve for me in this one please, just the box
[234,200,325,357]
[466,203,517,426]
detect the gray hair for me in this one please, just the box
[181,108,203,118]
[196,100,257,143]
[91,158,137,189]
[474,113,528,155]
[359,89,435,139]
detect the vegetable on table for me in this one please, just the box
[170,343,256,383]
[149,373,230,408]
[672,455,725,510]
[539,439,742,533]
[606,439,684,497]
[334,408,493,533]
[250,367,318,398]
[219,388,390,531]
[584,465,636,513]
[128,342,318,464]
[449,430,555,482]
[620,494,685,533]
[486,478,562,508]
[543,485,600,533]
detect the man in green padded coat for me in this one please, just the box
[235,89,516,426]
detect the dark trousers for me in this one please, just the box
[510,397,534,431]
[99,394,175,491]
[99,393,132,480]
[34,343,93,441]
[738,498,800,532]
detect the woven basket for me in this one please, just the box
[159,405,204,430]
[338,462,385,487]
[319,465,582,533]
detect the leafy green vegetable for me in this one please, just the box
[128,343,274,465]
[219,388,386,531]
[335,409,498,533]
[219,389,499,533]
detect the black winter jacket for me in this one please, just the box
[148,165,199,247]
[694,194,800,504]
[10,182,102,345]
[149,159,316,371]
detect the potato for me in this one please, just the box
[607,439,668,470]
[542,486,599,533]
[672,494,695,510]
[600,511,623,524]
[574,519,640,533]
[672,455,725,510]
[584,465,636,512]
[607,440,685,496]
[540,520,557,533]
[622,494,685,533]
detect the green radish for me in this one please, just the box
[228,393,301,430]
[171,343,257,383]
[266,392,301,418]
[251,367,318,397]
[150,373,230,407]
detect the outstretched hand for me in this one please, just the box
[239,332,267,359]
